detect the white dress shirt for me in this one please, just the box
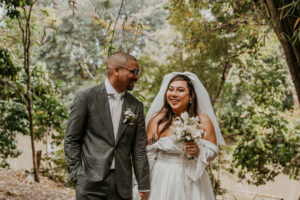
[105,79,125,169]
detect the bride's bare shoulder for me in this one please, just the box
[198,112,217,144]
[198,112,210,122]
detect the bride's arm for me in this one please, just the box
[197,113,219,162]
[145,115,161,172]
[185,113,219,181]
[200,113,217,145]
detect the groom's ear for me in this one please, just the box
[113,66,119,75]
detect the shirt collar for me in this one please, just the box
[105,79,125,96]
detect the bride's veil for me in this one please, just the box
[145,71,225,145]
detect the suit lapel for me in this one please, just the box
[93,83,115,144]
[115,92,136,144]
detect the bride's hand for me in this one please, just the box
[185,141,199,157]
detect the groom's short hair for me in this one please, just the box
[106,52,137,76]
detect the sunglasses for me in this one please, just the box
[118,66,141,76]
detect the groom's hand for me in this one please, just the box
[139,191,149,200]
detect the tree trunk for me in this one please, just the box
[27,75,39,182]
[19,0,40,182]
[265,0,300,104]
[36,150,42,173]
[212,61,230,107]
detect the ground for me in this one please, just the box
[0,168,75,200]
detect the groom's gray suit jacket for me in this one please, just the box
[64,83,150,198]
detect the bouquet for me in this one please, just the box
[171,112,205,159]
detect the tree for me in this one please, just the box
[0,49,22,167]
[39,0,145,85]
[0,0,68,182]
[0,0,40,182]
[166,0,263,104]
[257,0,300,104]
[0,49,67,171]
[220,53,300,185]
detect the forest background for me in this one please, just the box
[0,0,300,199]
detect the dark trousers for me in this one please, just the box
[76,170,130,200]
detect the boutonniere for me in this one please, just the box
[123,108,137,125]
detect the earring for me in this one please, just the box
[189,100,192,104]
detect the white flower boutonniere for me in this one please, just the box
[123,108,137,125]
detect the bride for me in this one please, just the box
[134,72,225,200]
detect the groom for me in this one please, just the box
[64,52,150,200]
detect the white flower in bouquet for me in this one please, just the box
[172,112,204,142]
[171,112,205,159]
[181,112,190,121]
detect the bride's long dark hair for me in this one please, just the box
[157,75,199,135]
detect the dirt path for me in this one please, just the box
[0,168,75,200]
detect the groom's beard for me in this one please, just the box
[127,78,137,90]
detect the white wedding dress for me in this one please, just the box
[133,134,219,200]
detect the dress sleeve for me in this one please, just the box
[186,139,219,181]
